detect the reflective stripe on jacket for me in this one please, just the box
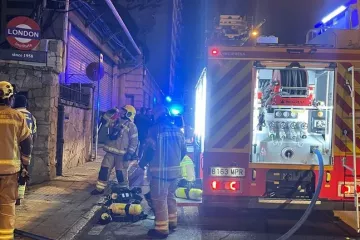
[145,119,187,180]
[103,118,139,155]
[0,106,31,174]
[16,107,37,135]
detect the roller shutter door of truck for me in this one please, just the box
[67,24,113,111]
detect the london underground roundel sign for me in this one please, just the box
[6,16,41,51]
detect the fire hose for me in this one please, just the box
[276,148,324,240]
[14,229,54,240]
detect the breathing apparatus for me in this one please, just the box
[108,105,136,141]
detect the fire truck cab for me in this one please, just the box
[193,8,360,216]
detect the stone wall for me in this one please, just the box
[0,39,62,184]
[62,105,92,171]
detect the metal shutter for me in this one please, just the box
[67,24,113,111]
[101,62,113,109]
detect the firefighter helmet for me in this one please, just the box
[0,81,14,100]
[122,105,136,122]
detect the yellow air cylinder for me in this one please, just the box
[109,203,142,216]
[180,155,196,182]
[175,187,202,201]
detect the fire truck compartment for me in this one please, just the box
[251,64,335,166]
[265,169,315,199]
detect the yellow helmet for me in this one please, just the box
[0,81,14,100]
[122,105,136,122]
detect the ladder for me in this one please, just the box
[342,66,360,233]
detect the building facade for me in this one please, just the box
[169,0,184,95]
[0,0,163,183]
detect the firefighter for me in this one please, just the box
[13,95,37,205]
[139,104,187,239]
[92,105,139,194]
[0,81,32,239]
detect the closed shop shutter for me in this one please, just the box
[67,24,114,111]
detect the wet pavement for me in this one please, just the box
[75,205,360,240]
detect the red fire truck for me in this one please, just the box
[194,11,360,221]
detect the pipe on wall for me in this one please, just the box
[104,0,142,56]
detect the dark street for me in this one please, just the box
[76,206,359,240]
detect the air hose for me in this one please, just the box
[14,229,54,240]
[276,148,324,240]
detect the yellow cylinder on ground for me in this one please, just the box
[180,155,196,182]
[175,187,202,201]
[109,203,142,216]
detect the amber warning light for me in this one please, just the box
[211,48,220,56]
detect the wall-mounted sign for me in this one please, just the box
[0,49,46,63]
[86,62,104,81]
[6,16,41,51]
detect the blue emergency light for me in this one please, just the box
[166,96,172,102]
[169,104,184,116]
[314,0,356,28]
[321,6,347,24]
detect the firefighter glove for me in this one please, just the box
[21,166,30,183]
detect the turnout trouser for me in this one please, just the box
[0,174,18,240]
[150,177,179,235]
[96,153,129,192]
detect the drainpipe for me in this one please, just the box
[90,84,96,161]
[63,0,69,80]
[104,0,142,55]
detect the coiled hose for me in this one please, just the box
[276,148,324,240]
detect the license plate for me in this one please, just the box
[210,167,245,177]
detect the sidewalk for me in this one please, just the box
[14,150,106,240]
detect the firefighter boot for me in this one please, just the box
[116,170,129,188]
[144,192,153,210]
[147,229,168,239]
[91,167,109,195]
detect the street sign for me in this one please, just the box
[6,16,41,51]
[85,62,104,81]
[0,49,46,63]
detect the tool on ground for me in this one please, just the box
[99,185,147,224]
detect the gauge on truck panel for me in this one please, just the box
[251,67,334,166]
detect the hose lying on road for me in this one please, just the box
[276,148,324,240]
[14,229,54,240]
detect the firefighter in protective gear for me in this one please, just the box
[13,95,37,206]
[0,81,32,240]
[92,105,139,194]
[139,104,187,239]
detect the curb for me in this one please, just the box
[57,197,104,240]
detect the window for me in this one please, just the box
[125,94,134,106]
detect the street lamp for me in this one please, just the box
[251,30,259,37]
